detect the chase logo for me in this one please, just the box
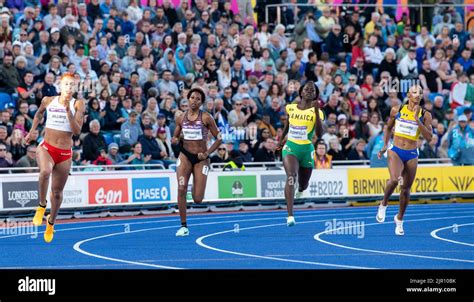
[131,178,171,202]
[448,176,474,192]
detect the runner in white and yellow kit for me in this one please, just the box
[278,81,324,226]
[376,85,433,235]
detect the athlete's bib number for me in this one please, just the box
[288,125,308,141]
[395,119,418,137]
[183,128,203,140]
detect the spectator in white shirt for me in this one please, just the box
[398,48,418,80]
[363,35,384,73]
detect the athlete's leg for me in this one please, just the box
[191,160,210,204]
[381,150,404,206]
[176,154,193,226]
[36,145,54,206]
[283,154,299,217]
[32,146,55,226]
[398,157,418,220]
[48,158,72,224]
[297,167,313,193]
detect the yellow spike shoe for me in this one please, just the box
[44,215,55,243]
[32,206,46,226]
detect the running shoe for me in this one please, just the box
[176,226,189,237]
[32,206,46,226]
[44,215,55,243]
[394,214,404,236]
[287,216,296,227]
[376,203,387,223]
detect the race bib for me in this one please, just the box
[183,128,203,140]
[395,119,418,137]
[288,125,308,141]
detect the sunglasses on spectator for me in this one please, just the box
[235,103,243,106]
[0,149,6,151]
[349,78,356,81]
[218,147,226,151]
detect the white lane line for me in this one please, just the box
[430,223,474,247]
[1,205,466,239]
[195,211,474,269]
[1,202,470,230]
[314,214,474,264]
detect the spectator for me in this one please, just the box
[238,141,253,162]
[0,143,13,173]
[348,139,368,161]
[92,147,114,167]
[7,129,26,162]
[103,95,126,132]
[322,123,338,148]
[125,142,151,170]
[0,53,20,94]
[13,145,38,173]
[419,135,439,159]
[107,143,127,165]
[327,138,345,161]
[398,47,418,80]
[138,125,165,166]
[448,115,474,165]
[254,138,276,162]
[83,120,107,162]
[366,124,388,168]
[210,143,229,164]
[223,150,245,171]
[156,126,176,165]
[314,140,332,169]
[119,111,142,154]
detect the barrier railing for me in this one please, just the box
[0,158,456,173]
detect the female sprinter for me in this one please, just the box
[172,87,222,236]
[278,81,323,226]
[27,73,85,243]
[376,85,433,235]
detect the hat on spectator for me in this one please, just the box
[435,39,443,45]
[50,27,60,34]
[144,125,154,130]
[408,47,416,52]
[157,127,166,134]
[157,113,166,119]
[76,43,85,50]
[242,93,251,99]
[108,143,119,150]
[12,41,21,48]
[0,7,10,14]
[184,73,195,82]
[129,111,138,117]
[348,87,357,93]
[458,115,468,122]
[337,113,347,121]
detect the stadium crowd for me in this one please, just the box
[0,0,473,173]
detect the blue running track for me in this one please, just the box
[0,203,473,269]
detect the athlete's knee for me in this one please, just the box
[39,168,52,180]
[193,196,204,204]
[51,190,62,201]
[400,185,411,195]
[178,185,187,196]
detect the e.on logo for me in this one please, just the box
[88,179,129,204]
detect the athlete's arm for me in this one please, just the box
[171,114,184,145]
[200,111,222,160]
[313,100,323,137]
[25,96,53,144]
[416,107,433,141]
[378,106,398,159]
[277,105,289,150]
[67,99,85,136]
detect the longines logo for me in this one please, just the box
[448,176,473,191]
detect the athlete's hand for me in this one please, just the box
[197,152,208,161]
[171,136,179,145]
[25,132,32,145]
[377,146,387,159]
[413,105,421,121]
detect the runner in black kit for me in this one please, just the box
[172,87,222,236]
